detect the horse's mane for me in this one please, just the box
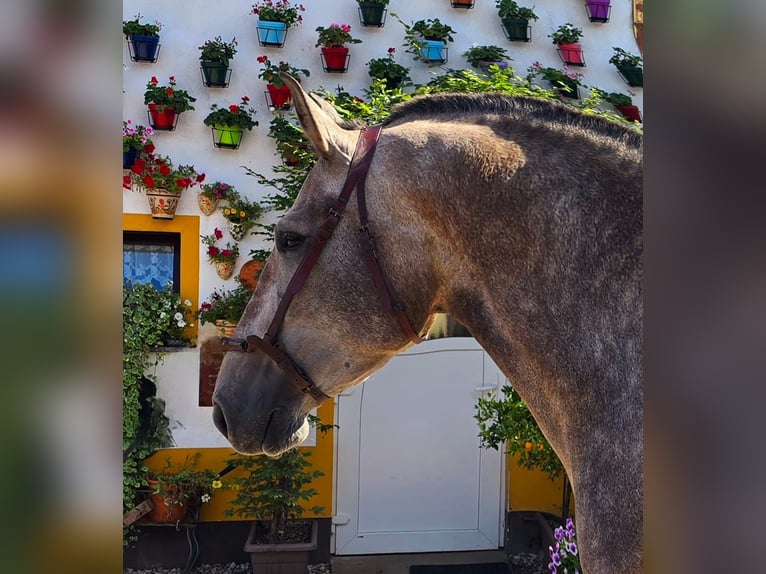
[383,93,642,149]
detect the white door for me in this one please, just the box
[334,338,504,555]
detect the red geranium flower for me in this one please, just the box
[222,249,232,258]
[208,246,220,257]
[131,158,146,174]
[229,105,239,113]
[123,175,132,189]
[144,143,155,154]
[159,164,171,176]
[142,175,156,188]
[165,88,174,95]
[150,76,158,84]
[214,228,224,240]
[196,173,206,183]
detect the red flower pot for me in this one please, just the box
[266,83,292,109]
[321,47,350,73]
[557,43,585,66]
[148,103,177,130]
[616,105,642,123]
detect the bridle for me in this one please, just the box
[221,125,424,403]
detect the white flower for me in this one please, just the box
[174,312,183,321]
[201,494,211,503]
[159,312,166,319]
[184,299,192,306]
[177,320,186,328]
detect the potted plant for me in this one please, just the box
[594,89,642,123]
[251,0,306,47]
[127,153,205,219]
[398,16,456,64]
[145,453,220,523]
[316,23,362,73]
[609,47,643,87]
[367,47,411,89]
[357,0,389,28]
[122,120,154,170]
[143,75,196,130]
[203,96,258,149]
[221,196,263,240]
[268,115,312,167]
[197,180,238,216]
[201,227,241,280]
[463,44,511,71]
[198,281,254,336]
[256,55,310,110]
[527,62,584,99]
[123,13,162,62]
[224,430,327,573]
[198,36,237,88]
[549,23,585,67]
[451,0,475,8]
[585,0,611,23]
[495,0,538,42]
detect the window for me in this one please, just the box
[123,231,181,290]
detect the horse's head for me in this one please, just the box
[212,74,435,456]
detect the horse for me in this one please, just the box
[213,74,642,573]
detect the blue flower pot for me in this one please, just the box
[420,40,446,63]
[128,34,160,62]
[257,20,288,47]
[123,149,138,170]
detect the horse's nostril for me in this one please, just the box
[212,402,228,438]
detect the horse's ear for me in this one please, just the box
[280,72,350,161]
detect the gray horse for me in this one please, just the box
[213,75,642,573]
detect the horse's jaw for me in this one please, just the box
[212,352,315,456]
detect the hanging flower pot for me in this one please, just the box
[215,261,236,280]
[239,259,266,290]
[450,0,475,8]
[585,0,611,23]
[617,66,644,87]
[146,480,188,523]
[265,83,292,110]
[478,60,510,72]
[215,320,239,338]
[145,188,182,220]
[197,193,217,216]
[257,20,288,47]
[228,221,249,241]
[212,125,245,149]
[123,149,138,170]
[420,40,448,64]
[557,43,585,67]
[551,78,580,99]
[147,104,178,131]
[127,34,161,63]
[200,61,232,88]
[320,47,351,73]
[501,17,532,42]
[358,3,387,27]
[615,105,642,123]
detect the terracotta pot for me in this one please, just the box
[215,319,238,337]
[215,260,236,280]
[197,193,217,215]
[145,188,182,219]
[146,480,188,523]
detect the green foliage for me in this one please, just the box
[463,45,510,68]
[123,13,162,37]
[393,14,456,63]
[256,55,310,86]
[609,47,643,69]
[367,48,412,88]
[224,449,325,544]
[315,24,362,48]
[548,23,583,45]
[197,279,253,324]
[475,385,565,481]
[495,0,539,21]
[198,36,238,64]
[143,75,196,113]
[148,452,220,506]
[123,281,191,544]
[592,88,633,106]
[251,0,306,27]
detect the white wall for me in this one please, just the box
[123,0,642,448]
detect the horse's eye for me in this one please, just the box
[277,231,306,252]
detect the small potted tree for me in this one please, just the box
[463,44,511,71]
[549,23,585,67]
[123,13,162,62]
[367,47,411,89]
[198,36,237,87]
[495,0,538,42]
[357,0,389,27]
[256,55,310,110]
[609,47,643,87]
[224,419,330,574]
[316,23,362,73]
[203,96,258,149]
[251,0,306,47]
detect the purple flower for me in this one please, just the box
[548,565,557,574]
[566,542,578,556]
[554,527,564,541]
